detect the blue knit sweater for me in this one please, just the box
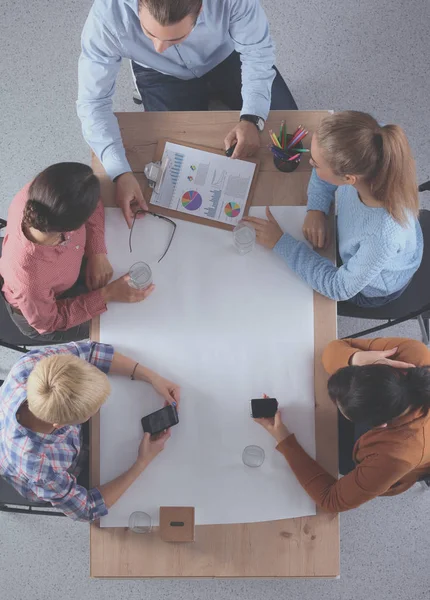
[273,170,423,301]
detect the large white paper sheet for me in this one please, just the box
[150,142,256,225]
[100,206,316,527]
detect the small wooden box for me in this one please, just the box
[159,507,195,542]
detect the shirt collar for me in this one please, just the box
[14,401,77,443]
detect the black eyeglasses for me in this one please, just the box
[129,209,177,263]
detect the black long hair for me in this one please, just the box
[22,162,100,233]
[328,365,430,427]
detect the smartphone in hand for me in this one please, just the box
[141,405,179,436]
[250,397,278,419]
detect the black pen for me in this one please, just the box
[225,143,237,158]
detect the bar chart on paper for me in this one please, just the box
[150,142,256,225]
[205,189,222,218]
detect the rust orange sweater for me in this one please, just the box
[276,337,430,512]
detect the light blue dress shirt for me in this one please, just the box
[77,0,276,180]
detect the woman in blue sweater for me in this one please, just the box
[245,111,423,306]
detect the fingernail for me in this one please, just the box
[172,401,177,407]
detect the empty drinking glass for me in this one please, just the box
[242,445,265,467]
[129,511,152,533]
[233,223,256,255]
[128,261,153,290]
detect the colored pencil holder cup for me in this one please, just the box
[273,134,303,173]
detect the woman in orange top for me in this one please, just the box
[256,337,430,512]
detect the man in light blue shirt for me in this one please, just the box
[77,0,297,226]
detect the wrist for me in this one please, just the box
[100,284,112,304]
[114,171,132,183]
[275,431,291,444]
[275,426,291,444]
[133,364,156,384]
[240,114,265,132]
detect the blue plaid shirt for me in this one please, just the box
[0,342,114,521]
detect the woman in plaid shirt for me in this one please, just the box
[0,341,180,521]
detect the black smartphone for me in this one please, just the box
[250,397,278,419]
[141,405,179,436]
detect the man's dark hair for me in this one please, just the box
[23,162,100,233]
[328,364,430,427]
[139,0,202,25]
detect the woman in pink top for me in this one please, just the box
[0,163,154,342]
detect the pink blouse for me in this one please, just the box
[0,184,107,333]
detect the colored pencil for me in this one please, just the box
[279,121,284,146]
[288,153,300,161]
[269,130,282,148]
[282,121,287,149]
[287,129,308,150]
[271,148,289,160]
[290,148,310,153]
[289,125,303,141]
[288,128,307,145]
[286,133,304,149]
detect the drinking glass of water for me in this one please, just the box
[233,223,256,255]
[128,261,153,290]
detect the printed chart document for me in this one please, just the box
[99,206,316,527]
[150,142,256,225]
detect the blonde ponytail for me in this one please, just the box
[316,111,419,225]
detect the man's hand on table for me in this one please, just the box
[243,207,284,249]
[100,274,155,304]
[85,253,114,291]
[115,172,148,228]
[224,120,260,159]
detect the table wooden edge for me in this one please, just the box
[89,110,339,578]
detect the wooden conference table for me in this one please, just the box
[90,110,339,578]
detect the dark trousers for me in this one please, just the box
[132,50,298,112]
[7,270,90,343]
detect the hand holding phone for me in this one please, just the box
[250,397,278,419]
[141,404,179,436]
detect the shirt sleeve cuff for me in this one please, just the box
[88,487,108,520]
[307,198,332,215]
[275,434,299,459]
[241,97,270,122]
[273,232,299,260]
[101,150,132,182]
[86,289,108,316]
[89,341,114,373]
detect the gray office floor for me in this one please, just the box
[1,0,430,598]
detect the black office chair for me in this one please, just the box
[338,186,430,342]
[0,218,51,353]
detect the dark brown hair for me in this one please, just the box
[22,163,100,233]
[328,365,430,427]
[316,111,419,225]
[139,0,202,25]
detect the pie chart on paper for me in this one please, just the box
[224,201,241,218]
[181,190,203,211]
